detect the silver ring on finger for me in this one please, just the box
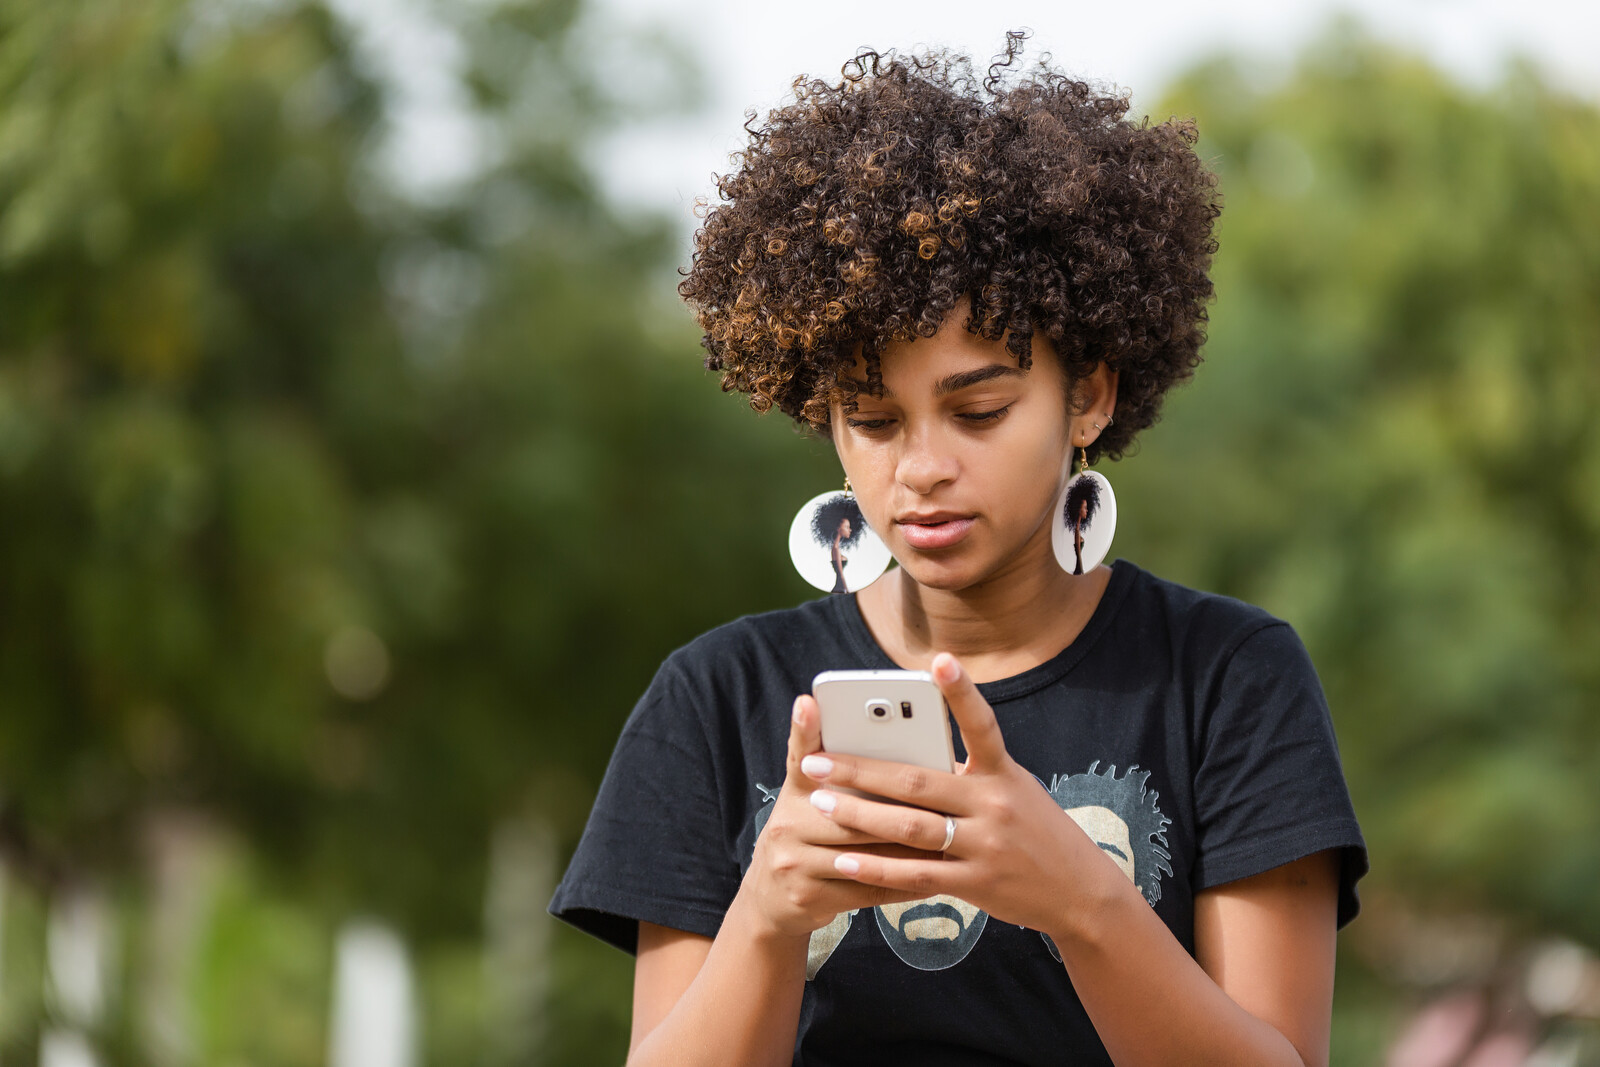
[938,814,956,852]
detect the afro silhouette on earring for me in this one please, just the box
[1052,418,1117,576]
[787,479,891,593]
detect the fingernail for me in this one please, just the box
[933,654,960,683]
[792,697,805,724]
[801,755,833,779]
[809,790,837,814]
[834,855,860,875]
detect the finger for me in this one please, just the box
[811,789,957,854]
[931,652,1009,770]
[848,841,944,862]
[831,851,960,898]
[807,877,936,918]
[785,694,824,785]
[811,840,941,866]
[779,840,938,889]
[778,806,907,850]
[800,752,967,813]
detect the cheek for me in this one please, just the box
[835,446,898,529]
[986,426,1072,517]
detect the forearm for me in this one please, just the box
[628,886,808,1067]
[1049,878,1314,1067]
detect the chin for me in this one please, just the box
[895,554,990,592]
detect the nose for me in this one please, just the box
[895,425,959,495]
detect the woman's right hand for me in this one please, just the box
[738,694,934,940]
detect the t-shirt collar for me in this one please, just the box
[827,558,1138,704]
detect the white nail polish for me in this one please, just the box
[801,754,833,778]
[810,790,837,814]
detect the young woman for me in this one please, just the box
[550,37,1366,1067]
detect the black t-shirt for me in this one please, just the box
[550,560,1367,1065]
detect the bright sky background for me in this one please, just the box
[335,0,1600,246]
[583,0,1600,227]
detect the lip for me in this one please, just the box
[895,514,976,550]
[896,510,969,524]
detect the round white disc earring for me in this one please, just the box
[788,480,892,594]
[1051,443,1117,576]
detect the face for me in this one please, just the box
[831,307,1095,591]
[877,893,984,942]
[875,894,989,970]
[838,517,851,539]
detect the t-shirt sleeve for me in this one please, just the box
[1190,622,1368,927]
[548,658,741,954]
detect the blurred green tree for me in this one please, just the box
[6,3,1599,1062]
[0,0,830,1062]
[1126,17,1600,958]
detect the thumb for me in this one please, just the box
[785,693,823,786]
[931,652,1010,771]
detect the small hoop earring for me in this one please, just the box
[787,478,891,594]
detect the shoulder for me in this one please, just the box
[660,595,844,678]
[1112,559,1294,658]
[636,595,857,735]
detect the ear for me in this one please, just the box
[1070,364,1119,450]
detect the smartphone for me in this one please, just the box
[811,670,955,799]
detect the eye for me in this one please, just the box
[957,405,1012,425]
[845,416,895,434]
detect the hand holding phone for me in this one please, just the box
[811,670,955,799]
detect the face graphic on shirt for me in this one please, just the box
[1041,763,1173,962]
[1062,804,1136,883]
[874,894,990,970]
[1047,762,1172,904]
[753,768,1169,974]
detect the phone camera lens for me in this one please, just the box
[866,700,892,721]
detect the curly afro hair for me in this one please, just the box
[810,494,868,548]
[679,31,1220,462]
[1064,474,1101,530]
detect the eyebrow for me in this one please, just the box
[843,364,1027,401]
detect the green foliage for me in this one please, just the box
[0,0,819,888]
[0,0,402,872]
[190,856,333,1066]
[4,2,1598,1062]
[0,0,822,1058]
[1123,21,1600,943]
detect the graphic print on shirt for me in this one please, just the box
[752,784,854,980]
[873,893,989,971]
[1040,762,1173,962]
[750,782,989,974]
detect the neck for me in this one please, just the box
[858,536,1112,683]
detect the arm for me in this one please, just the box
[626,695,929,1067]
[629,905,806,1067]
[1058,849,1339,1067]
[810,652,1342,1067]
[1195,851,1340,1065]
[631,924,711,1053]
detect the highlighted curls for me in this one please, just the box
[679,32,1220,462]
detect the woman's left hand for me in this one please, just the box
[801,652,1124,940]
